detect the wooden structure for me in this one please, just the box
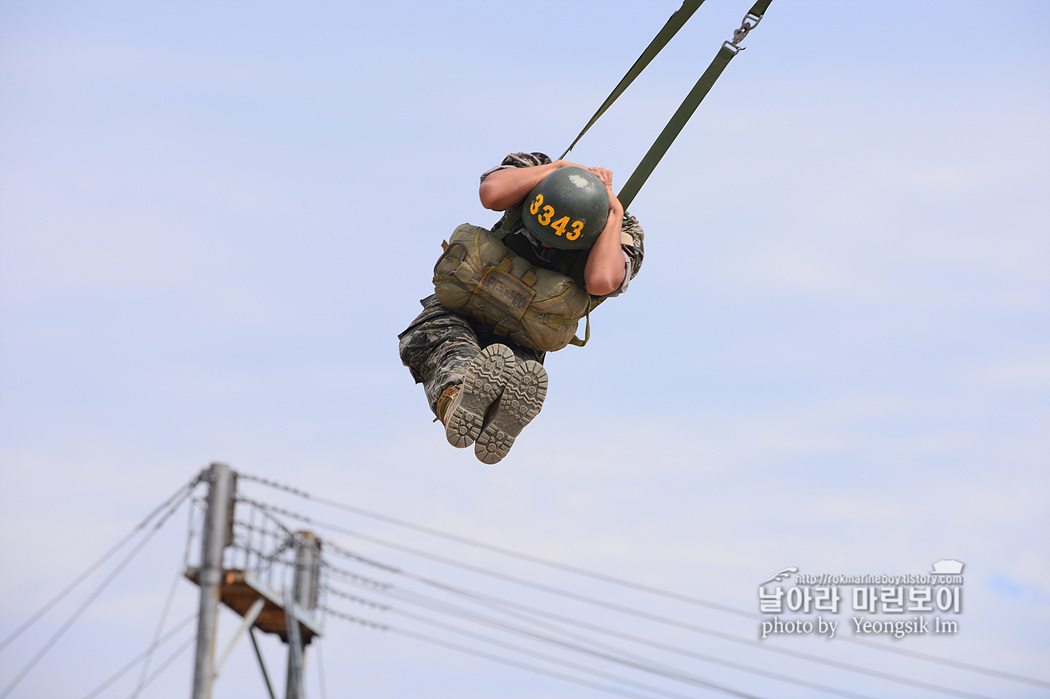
[183,567,324,644]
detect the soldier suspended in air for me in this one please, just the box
[394,0,778,464]
[398,152,644,463]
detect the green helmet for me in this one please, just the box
[520,166,610,250]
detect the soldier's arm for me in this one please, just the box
[479,160,582,211]
[583,192,628,297]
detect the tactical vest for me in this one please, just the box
[432,223,597,352]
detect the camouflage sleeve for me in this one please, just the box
[621,212,644,282]
[479,152,553,183]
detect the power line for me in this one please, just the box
[0,474,200,655]
[388,605,764,699]
[1,486,194,699]
[328,576,871,699]
[242,498,1000,699]
[79,614,197,699]
[318,515,818,697]
[238,474,1049,690]
[329,581,749,697]
[121,635,196,699]
[326,573,878,699]
[239,472,752,617]
[130,559,190,698]
[325,561,393,592]
[323,606,658,699]
[837,635,1050,690]
[326,587,391,612]
[325,605,758,699]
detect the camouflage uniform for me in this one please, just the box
[398,152,645,415]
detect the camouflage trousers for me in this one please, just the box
[398,294,544,415]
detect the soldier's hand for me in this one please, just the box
[587,167,613,191]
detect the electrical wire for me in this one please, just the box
[325,575,878,699]
[247,472,756,610]
[0,474,200,655]
[244,498,1000,699]
[837,634,1050,690]
[237,477,1050,690]
[329,579,849,699]
[329,581,728,693]
[239,472,751,617]
[129,558,189,698]
[325,606,753,699]
[249,501,782,695]
[244,499,778,697]
[121,636,197,699]
[0,486,194,699]
[389,605,764,699]
[79,614,197,699]
[248,628,278,699]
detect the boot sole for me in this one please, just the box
[474,359,547,464]
[444,344,515,448]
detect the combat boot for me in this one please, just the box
[474,358,547,464]
[442,344,515,448]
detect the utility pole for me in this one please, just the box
[183,466,324,699]
[190,463,236,699]
[285,531,321,699]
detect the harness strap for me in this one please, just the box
[560,0,774,210]
[568,308,591,347]
[616,44,734,210]
[496,253,514,274]
[618,0,773,210]
[559,0,708,161]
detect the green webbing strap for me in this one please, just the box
[617,0,773,210]
[559,0,708,161]
[568,308,591,347]
[749,0,774,20]
[616,44,735,211]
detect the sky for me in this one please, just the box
[1,1,1048,698]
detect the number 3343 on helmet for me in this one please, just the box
[521,166,610,250]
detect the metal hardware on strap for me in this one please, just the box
[617,0,773,209]
[562,0,773,169]
[726,12,762,53]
